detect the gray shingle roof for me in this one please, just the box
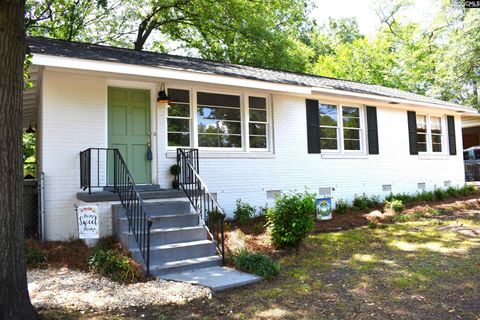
[27,36,472,110]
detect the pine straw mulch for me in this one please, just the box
[224,193,480,257]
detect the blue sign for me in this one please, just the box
[316,197,332,220]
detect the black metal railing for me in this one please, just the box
[80,148,152,275]
[177,148,226,264]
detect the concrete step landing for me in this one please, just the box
[161,266,262,292]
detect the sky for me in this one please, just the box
[311,0,439,36]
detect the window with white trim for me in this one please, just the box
[417,114,443,153]
[197,92,242,148]
[319,103,362,151]
[248,96,268,149]
[167,89,191,147]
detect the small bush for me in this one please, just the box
[417,191,435,202]
[170,164,181,176]
[88,248,142,283]
[207,209,224,224]
[232,249,280,279]
[459,184,476,196]
[352,193,379,211]
[384,199,405,213]
[25,246,46,269]
[334,199,349,214]
[258,204,269,217]
[233,199,256,225]
[434,187,447,201]
[267,190,316,248]
[446,186,459,198]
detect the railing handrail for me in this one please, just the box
[79,147,152,276]
[177,148,226,263]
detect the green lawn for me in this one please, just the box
[42,210,480,319]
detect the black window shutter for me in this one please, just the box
[407,111,418,155]
[366,106,379,154]
[306,99,320,153]
[447,115,457,155]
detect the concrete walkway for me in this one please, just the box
[161,266,262,292]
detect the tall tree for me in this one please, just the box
[0,0,39,318]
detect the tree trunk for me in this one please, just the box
[0,0,39,319]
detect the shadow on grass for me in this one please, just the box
[40,216,480,320]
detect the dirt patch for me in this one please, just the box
[313,211,370,233]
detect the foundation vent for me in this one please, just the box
[418,182,426,191]
[318,187,332,196]
[382,184,392,192]
[444,181,451,187]
[266,190,282,200]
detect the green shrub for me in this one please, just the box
[352,193,379,211]
[459,184,476,196]
[234,199,256,225]
[417,191,435,202]
[88,248,141,283]
[232,249,280,279]
[170,164,181,176]
[334,199,349,214]
[267,190,316,248]
[258,204,269,217]
[434,187,447,201]
[385,199,405,213]
[25,246,46,269]
[445,186,459,198]
[207,209,224,224]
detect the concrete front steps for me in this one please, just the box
[112,196,261,291]
[113,200,222,276]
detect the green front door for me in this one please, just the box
[108,87,151,184]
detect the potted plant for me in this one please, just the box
[170,164,181,189]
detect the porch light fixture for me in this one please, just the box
[157,83,170,104]
[26,123,35,134]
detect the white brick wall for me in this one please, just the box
[40,69,465,240]
[41,70,107,240]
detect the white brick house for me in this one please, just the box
[24,37,476,242]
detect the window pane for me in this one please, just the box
[249,109,267,122]
[432,134,442,144]
[198,106,240,121]
[320,139,338,150]
[197,92,240,107]
[197,119,241,134]
[250,136,267,148]
[417,133,427,143]
[249,123,266,135]
[431,116,442,134]
[168,118,190,132]
[198,134,242,148]
[344,139,360,150]
[320,127,337,139]
[418,142,427,152]
[168,103,190,117]
[343,117,360,128]
[417,115,427,130]
[342,106,359,117]
[343,129,360,140]
[249,97,266,109]
[319,104,338,126]
[432,144,442,152]
[168,133,190,147]
[168,89,189,103]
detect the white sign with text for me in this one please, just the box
[77,205,99,239]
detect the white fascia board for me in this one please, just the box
[32,54,311,95]
[311,87,476,114]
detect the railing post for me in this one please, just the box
[113,150,117,192]
[88,149,92,194]
[147,219,152,277]
[221,215,225,265]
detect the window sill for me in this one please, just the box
[418,154,450,160]
[321,153,369,159]
[165,150,275,159]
